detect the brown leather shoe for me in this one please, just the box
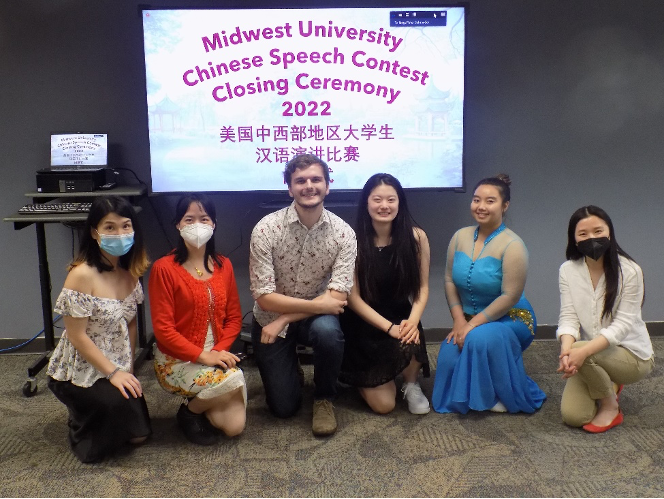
[312,399,337,436]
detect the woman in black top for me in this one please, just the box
[340,173,431,415]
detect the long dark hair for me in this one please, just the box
[71,196,149,278]
[356,173,421,303]
[566,205,638,319]
[172,193,223,273]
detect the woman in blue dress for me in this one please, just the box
[432,174,546,414]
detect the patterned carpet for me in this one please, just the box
[1,340,664,497]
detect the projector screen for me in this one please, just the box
[141,5,466,192]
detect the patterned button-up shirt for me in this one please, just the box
[249,202,357,328]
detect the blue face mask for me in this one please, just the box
[96,232,135,257]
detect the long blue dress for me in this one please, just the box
[432,224,546,414]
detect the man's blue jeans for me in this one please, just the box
[251,315,344,418]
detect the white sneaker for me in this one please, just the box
[402,382,430,415]
[489,401,507,413]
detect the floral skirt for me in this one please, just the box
[153,346,247,405]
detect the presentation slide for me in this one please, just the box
[142,7,465,192]
[50,133,108,167]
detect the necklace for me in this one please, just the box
[194,267,204,277]
[375,236,392,251]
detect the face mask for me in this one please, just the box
[180,223,214,249]
[97,232,135,257]
[577,237,610,261]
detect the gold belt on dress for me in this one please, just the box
[464,308,535,336]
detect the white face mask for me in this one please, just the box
[179,223,214,249]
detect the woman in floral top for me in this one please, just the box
[47,196,151,463]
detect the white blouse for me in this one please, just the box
[556,256,653,360]
[46,282,144,387]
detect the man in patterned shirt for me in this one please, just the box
[249,154,357,436]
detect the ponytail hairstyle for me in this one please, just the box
[565,205,640,318]
[356,173,421,303]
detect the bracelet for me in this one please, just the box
[106,367,121,380]
[386,323,395,334]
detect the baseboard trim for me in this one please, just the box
[422,321,664,343]
[0,338,59,354]
[3,322,664,354]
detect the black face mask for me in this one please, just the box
[577,237,610,261]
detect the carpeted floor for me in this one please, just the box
[1,340,664,497]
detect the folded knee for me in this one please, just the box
[309,317,343,342]
[561,407,592,427]
[221,418,246,438]
[464,330,502,350]
[268,398,301,419]
[368,398,395,415]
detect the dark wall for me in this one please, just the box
[2,0,663,339]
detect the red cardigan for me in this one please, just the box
[149,254,242,362]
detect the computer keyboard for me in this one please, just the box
[18,202,92,214]
[46,167,105,172]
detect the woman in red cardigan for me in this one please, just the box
[149,193,246,445]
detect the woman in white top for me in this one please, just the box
[557,205,654,433]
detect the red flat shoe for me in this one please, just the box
[582,410,623,433]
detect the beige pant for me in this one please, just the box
[560,341,654,427]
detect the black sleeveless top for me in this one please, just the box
[339,245,429,387]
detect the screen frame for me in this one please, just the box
[49,132,109,169]
[139,1,468,196]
